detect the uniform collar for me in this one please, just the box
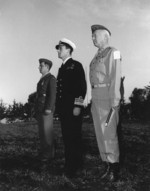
[97,46,111,57]
[41,72,50,79]
[63,57,71,64]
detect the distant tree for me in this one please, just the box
[0,99,7,119]
[27,92,36,120]
[23,102,35,120]
[144,83,150,120]
[129,88,147,120]
[7,100,25,120]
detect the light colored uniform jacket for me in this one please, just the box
[90,47,121,107]
[90,46,122,163]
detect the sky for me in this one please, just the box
[0,0,150,105]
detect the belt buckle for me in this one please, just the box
[92,84,105,88]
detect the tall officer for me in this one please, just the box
[55,38,87,178]
[89,25,122,182]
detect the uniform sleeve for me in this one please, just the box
[45,76,56,112]
[74,63,87,107]
[109,50,122,107]
[68,62,87,107]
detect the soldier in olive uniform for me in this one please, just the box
[55,38,87,178]
[90,25,122,182]
[33,58,56,160]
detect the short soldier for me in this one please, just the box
[90,25,122,182]
[29,58,56,160]
[55,38,87,178]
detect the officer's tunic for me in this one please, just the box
[35,73,56,156]
[90,47,121,163]
[56,58,87,173]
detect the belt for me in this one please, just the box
[92,83,110,88]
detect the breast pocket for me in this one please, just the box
[95,63,106,83]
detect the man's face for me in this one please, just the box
[39,62,49,75]
[57,45,70,60]
[92,30,105,49]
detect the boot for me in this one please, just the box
[100,162,110,179]
[107,162,120,182]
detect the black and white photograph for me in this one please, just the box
[0,0,150,190]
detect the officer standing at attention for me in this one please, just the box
[90,25,122,182]
[55,38,87,178]
[35,58,56,160]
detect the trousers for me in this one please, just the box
[91,98,120,163]
[60,108,83,172]
[37,112,54,157]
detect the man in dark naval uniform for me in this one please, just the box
[55,38,87,178]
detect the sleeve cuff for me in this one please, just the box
[74,96,84,106]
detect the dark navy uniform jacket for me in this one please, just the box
[56,58,87,113]
[35,73,56,113]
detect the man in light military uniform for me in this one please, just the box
[90,25,122,182]
[55,38,87,178]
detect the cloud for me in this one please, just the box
[54,0,150,30]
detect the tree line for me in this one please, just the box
[0,83,150,122]
[0,99,31,122]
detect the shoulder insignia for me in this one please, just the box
[67,63,75,70]
[113,51,121,60]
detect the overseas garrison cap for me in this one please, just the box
[39,58,53,69]
[91,25,111,36]
[55,38,76,51]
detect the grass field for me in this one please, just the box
[0,119,150,191]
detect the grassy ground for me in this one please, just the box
[0,119,150,191]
